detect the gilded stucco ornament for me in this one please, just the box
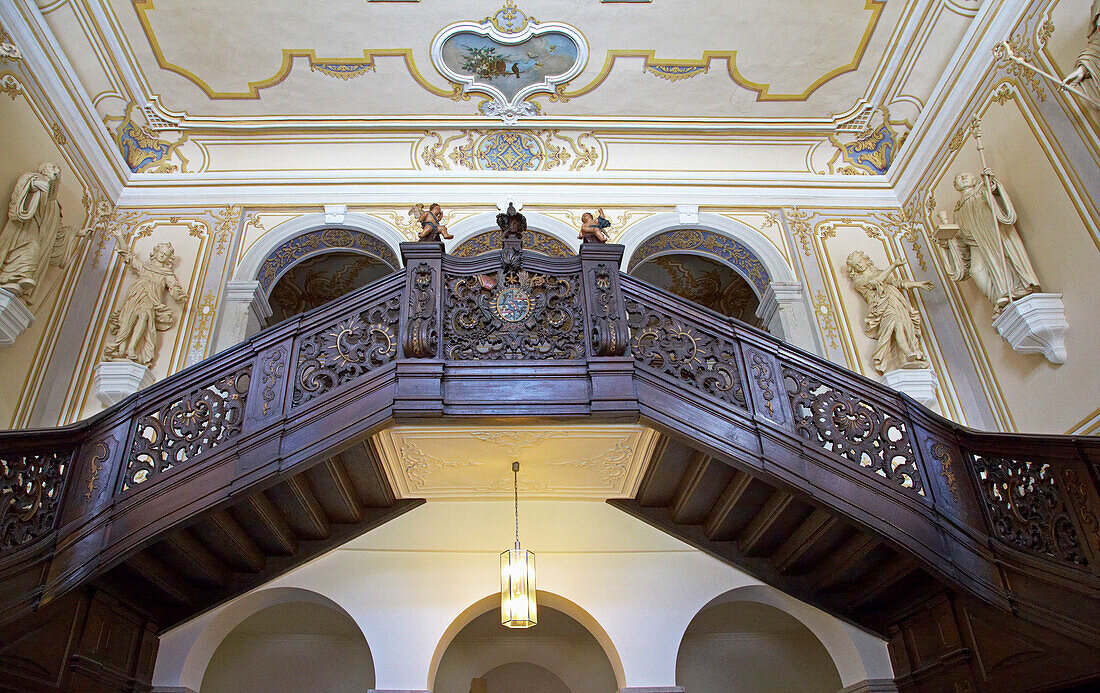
[430,1,588,124]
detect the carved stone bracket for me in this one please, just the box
[93,361,156,407]
[881,368,939,409]
[0,288,34,347]
[992,292,1068,364]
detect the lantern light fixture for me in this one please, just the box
[501,461,537,628]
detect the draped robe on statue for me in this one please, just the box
[851,264,927,374]
[941,174,1040,313]
[104,252,187,367]
[1072,0,1100,106]
[0,165,63,302]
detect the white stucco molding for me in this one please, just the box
[446,211,580,253]
[0,288,34,347]
[881,367,940,409]
[620,212,797,285]
[232,212,405,284]
[992,292,1068,365]
[211,281,273,354]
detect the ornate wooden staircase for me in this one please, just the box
[1,231,1098,692]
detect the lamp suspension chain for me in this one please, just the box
[513,461,520,549]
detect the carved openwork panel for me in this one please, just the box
[443,270,584,360]
[1,451,70,551]
[293,296,402,404]
[624,298,746,407]
[972,455,1086,566]
[782,366,924,496]
[124,369,250,490]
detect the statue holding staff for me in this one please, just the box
[935,119,1040,316]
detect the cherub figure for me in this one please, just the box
[103,242,188,367]
[578,208,611,244]
[409,203,453,242]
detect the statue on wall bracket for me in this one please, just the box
[935,118,1068,364]
[846,251,939,408]
[431,1,588,125]
[0,163,88,346]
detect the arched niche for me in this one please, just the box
[674,584,893,691]
[446,210,580,255]
[213,213,404,352]
[631,251,763,326]
[676,598,840,692]
[452,228,575,258]
[201,599,375,693]
[171,586,371,692]
[265,249,395,324]
[428,592,626,692]
[622,213,820,354]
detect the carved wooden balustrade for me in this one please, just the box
[1,240,1098,691]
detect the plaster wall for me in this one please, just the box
[152,500,893,692]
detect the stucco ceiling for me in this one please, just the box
[61,0,896,120]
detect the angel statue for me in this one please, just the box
[936,171,1040,316]
[409,203,453,242]
[103,241,188,368]
[1061,0,1100,108]
[846,251,933,374]
[0,163,86,304]
[578,208,611,244]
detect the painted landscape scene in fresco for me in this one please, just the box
[441,31,579,100]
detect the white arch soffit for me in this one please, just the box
[170,586,371,691]
[232,212,406,284]
[674,583,893,688]
[426,591,627,690]
[447,211,580,253]
[620,212,797,287]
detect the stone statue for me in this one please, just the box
[578,208,611,244]
[409,203,453,242]
[846,251,933,374]
[0,163,84,304]
[936,171,1040,316]
[103,242,188,367]
[1061,0,1100,107]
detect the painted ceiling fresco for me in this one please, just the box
[631,254,762,327]
[267,252,393,324]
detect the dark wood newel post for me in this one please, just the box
[579,243,636,417]
[394,241,445,418]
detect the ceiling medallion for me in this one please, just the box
[431,1,588,125]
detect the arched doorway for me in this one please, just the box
[631,252,763,326]
[200,599,375,693]
[266,249,394,324]
[676,599,842,693]
[433,605,618,693]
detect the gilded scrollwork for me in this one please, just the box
[124,369,250,490]
[293,296,402,404]
[403,263,438,358]
[443,270,584,360]
[415,129,601,172]
[1,450,70,551]
[929,442,958,502]
[783,365,924,496]
[972,455,1085,566]
[84,438,113,503]
[624,298,746,408]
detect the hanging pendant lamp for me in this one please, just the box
[501,461,537,628]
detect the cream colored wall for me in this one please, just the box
[0,70,92,429]
[152,500,894,692]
